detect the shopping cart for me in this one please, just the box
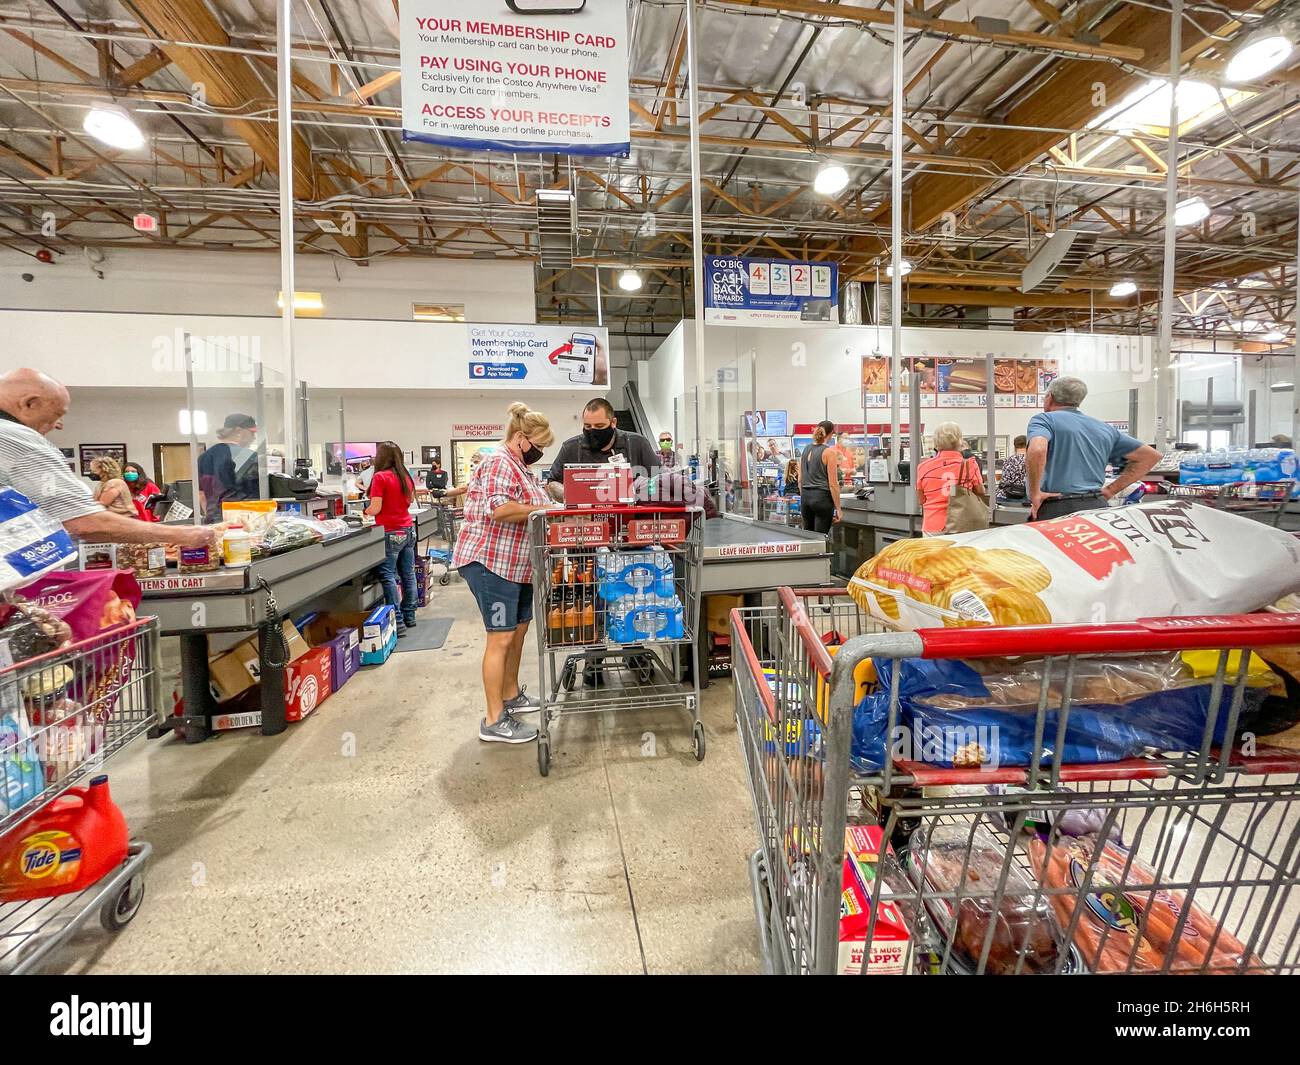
[422,501,461,586]
[529,505,705,776]
[1158,480,1297,526]
[733,589,1300,974]
[1,617,161,974]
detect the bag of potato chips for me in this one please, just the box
[849,499,1300,630]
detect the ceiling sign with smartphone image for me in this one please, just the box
[467,324,609,388]
[399,0,630,156]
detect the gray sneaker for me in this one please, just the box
[479,714,538,744]
[503,686,541,714]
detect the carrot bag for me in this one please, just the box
[1029,834,1266,973]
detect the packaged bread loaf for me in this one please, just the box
[849,499,1300,630]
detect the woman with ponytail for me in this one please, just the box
[452,401,556,745]
[366,441,419,635]
[798,420,841,534]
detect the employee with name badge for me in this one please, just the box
[544,398,659,502]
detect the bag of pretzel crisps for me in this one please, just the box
[848,499,1300,630]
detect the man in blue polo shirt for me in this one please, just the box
[1026,376,1160,521]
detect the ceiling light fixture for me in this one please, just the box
[82,102,144,150]
[885,258,913,278]
[1225,31,1293,83]
[617,268,643,292]
[813,162,849,197]
[1174,196,1210,226]
[1110,279,1138,297]
[1262,327,1287,343]
[1270,381,1295,393]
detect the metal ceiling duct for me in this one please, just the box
[1020,229,1100,292]
[536,188,577,269]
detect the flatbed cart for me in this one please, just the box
[422,501,461,586]
[1158,479,1297,526]
[529,505,705,776]
[1,617,162,973]
[733,589,1300,975]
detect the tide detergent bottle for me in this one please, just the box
[0,775,129,902]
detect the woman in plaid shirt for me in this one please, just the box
[452,402,557,744]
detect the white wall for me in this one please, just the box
[2,247,537,324]
[637,321,684,439]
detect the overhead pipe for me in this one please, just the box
[1155,0,1183,450]
[276,0,298,464]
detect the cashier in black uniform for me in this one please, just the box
[545,398,659,501]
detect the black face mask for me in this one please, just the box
[583,425,615,451]
[519,439,543,465]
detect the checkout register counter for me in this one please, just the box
[833,483,1031,580]
[140,524,386,744]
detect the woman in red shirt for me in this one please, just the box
[915,422,988,535]
[365,441,419,635]
[123,461,163,521]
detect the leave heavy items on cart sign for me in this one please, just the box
[1,618,161,974]
[529,505,705,777]
[732,589,1300,975]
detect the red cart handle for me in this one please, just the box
[915,613,1300,658]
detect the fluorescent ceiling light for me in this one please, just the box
[1226,32,1293,84]
[277,291,324,312]
[813,162,849,196]
[1110,279,1137,297]
[1270,381,1295,392]
[1262,328,1287,342]
[1174,196,1210,226]
[83,102,144,150]
[886,258,912,278]
[617,268,643,292]
[179,409,208,436]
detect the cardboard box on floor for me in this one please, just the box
[209,644,333,729]
[300,607,396,665]
[705,594,745,636]
[208,619,309,702]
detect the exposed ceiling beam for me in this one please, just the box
[125,0,365,258]
[711,0,1147,63]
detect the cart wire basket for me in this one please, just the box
[1158,480,1297,526]
[529,505,705,776]
[733,589,1300,975]
[1,616,162,974]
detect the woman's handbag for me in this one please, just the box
[942,460,990,534]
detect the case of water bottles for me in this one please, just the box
[1178,446,1298,493]
[596,546,686,644]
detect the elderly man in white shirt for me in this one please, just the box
[0,368,218,549]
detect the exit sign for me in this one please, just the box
[133,212,158,233]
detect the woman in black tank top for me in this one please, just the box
[799,420,841,535]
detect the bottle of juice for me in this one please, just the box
[548,594,565,647]
[564,589,580,645]
[582,586,595,644]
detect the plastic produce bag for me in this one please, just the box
[852,652,1275,771]
[0,486,77,596]
[258,515,325,557]
[1029,834,1266,973]
[848,499,1300,630]
[904,822,1066,975]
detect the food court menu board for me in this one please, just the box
[862,355,1059,408]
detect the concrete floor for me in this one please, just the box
[42,580,763,975]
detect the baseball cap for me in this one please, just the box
[222,413,257,431]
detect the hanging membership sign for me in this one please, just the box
[704,256,839,326]
[465,324,610,388]
[399,1,631,157]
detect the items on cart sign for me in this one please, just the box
[398,1,631,157]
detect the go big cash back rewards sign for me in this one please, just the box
[400,2,631,156]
